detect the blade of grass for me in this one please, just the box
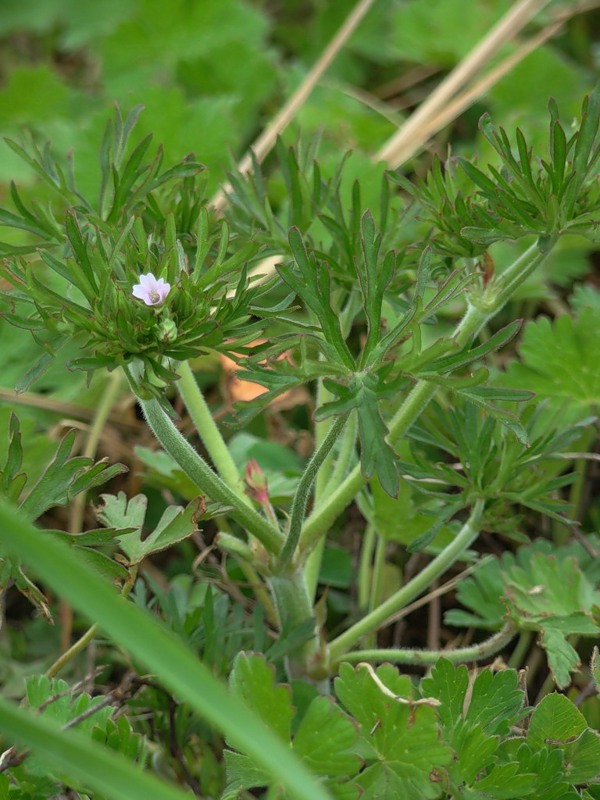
[0,497,332,800]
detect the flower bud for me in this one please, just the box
[245,459,269,505]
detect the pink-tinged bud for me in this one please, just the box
[132,272,171,306]
[245,459,269,505]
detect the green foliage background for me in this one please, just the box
[0,1,598,799]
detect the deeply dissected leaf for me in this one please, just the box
[15,428,126,521]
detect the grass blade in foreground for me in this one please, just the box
[0,498,332,800]
[0,697,192,800]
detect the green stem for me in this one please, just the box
[322,410,358,497]
[280,415,348,567]
[304,379,335,600]
[508,630,533,669]
[301,380,437,553]
[138,395,283,554]
[334,621,517,667]
[567,426,596,523]
[357,524,376,612]
[364,532,387,649]
[369,534,387,615]
[301,238,556,550]
[267,570,326,684]
[46,623,99,679]
[304,294,361,598]
[176,361,248,501]
[328,499,486,662]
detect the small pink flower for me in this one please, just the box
[132,273,171,306]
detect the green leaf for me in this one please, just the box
[222,751,270,799]
[19,430,126,520]
[503,309,600,421]
[355,383,399,497]
[96,491,204,565]
[225,655,359,798]
[293,696,360,778]
[0,694,193,800]
[529,693,600,783]
[335,663,451,799]
[421,659,525,737]
[228,652,294,742]
[424,320,522,375]
[134,445,201,500]
[444,557,506,629]
[470,762,537,799]
[502,552,600,687]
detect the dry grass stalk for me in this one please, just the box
[377,0,551,166]
[211,0,377,213]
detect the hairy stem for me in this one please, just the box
[280,415,348,567]
[301,238,556,550]
[268,570,327,684]
[304,379,336,600]
[334,621,517,667]
[328,499,486,662]
[357,523,376,612]
[138,395,283,554]
[176,360,248,501]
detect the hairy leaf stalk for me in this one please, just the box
[137,391,283,554]
[327,498,486,662]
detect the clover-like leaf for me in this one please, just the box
[96,491,204,566]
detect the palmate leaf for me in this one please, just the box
[0,413,127,618]
[447,538,600,629]
[417,660,594,798]
[528,694,600,785]
[448,541,600,688]
[23,675,146,788]
[223,653,359,799]
[502,307,600,422]
[0,499,333,800]
[502,553,600,688]
[334,663,451,800]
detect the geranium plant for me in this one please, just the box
[0,84,598,799]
